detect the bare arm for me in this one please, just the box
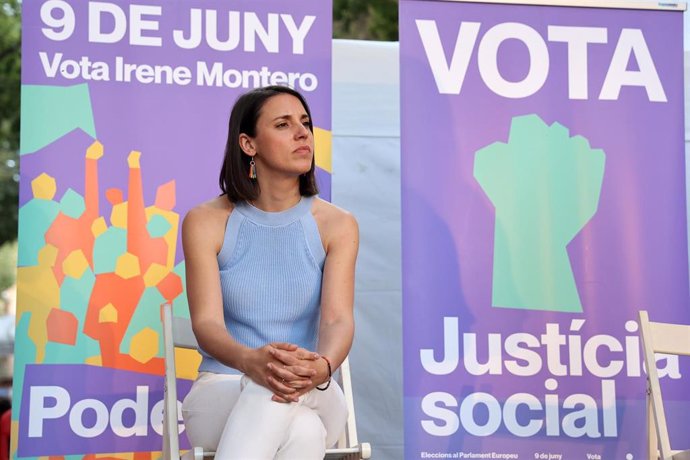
[316,211,359,373]
[269,208,359,396]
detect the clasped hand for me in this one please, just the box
[244,342,325,403]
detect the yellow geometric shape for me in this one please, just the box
[85,355,102,366]
[62,249,89,279]
[115,252,140,279]
[130,327,158,363]
[110,202,128,229]
[146,207,180,268]
[31,173,57,200]
[314,127,332,173]
[143,263,169,287]
[86,140,104,160]
[16,258,61,363]
[128,150,141,169]
[91,216,107,238]
[10,420,18,460]
[95,454,134,460]
[37,244,58,267]
[99,303,118,323]
[175,347,201,380]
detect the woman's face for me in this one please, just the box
[244,93,314,178]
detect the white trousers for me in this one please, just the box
[181,372,348,460]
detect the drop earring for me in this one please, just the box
[248,158,257,179]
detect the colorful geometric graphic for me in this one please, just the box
[15,137,196,459]
[18,139,185,366]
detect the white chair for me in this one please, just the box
[161,303,372,460]
[638,310,690,460]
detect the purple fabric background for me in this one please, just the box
[401,1,689,458]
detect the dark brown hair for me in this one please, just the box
[219,86,319,202]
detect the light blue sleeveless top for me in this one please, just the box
[198,195,326,374]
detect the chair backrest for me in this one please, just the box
[162,302,183,460]
[161,302,365,459]
[638,310,690,459]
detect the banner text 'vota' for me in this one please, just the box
[416,20,666,101]
[36,0,319,90]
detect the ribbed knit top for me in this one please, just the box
[198,195,326,374]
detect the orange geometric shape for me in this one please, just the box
[154,180,176,210]
[44,208,96,284]
[130,327,158,364]
[86,140,104,160]
[46,308,78,345]
[106,188,124,205]
[99,303,118,323]
[38,244,59,267]
[143,263,168,287]
[91,217,107,238]
[31,173,57,200]
[62,249,89,279]
[111,202,128,229]
[84,272,146,370]
[115,252,140,279]
[156,271,183,301]
[128,151,141,169]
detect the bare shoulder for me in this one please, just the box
[182,196,234,252]
[312,197,358,251]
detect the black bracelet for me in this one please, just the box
[315,355,332,391]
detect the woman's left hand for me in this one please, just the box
[267,344,328,402]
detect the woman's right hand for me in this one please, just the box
[241,343,316,402]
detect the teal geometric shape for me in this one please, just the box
[474,114,605,312]
[173,261,190,318]
[44,330,101,365]
[20,84,96,155]
[59,188,85,219]
[147,214,172,238]
[12,312,36,421]
[93,227,126,274]
[17,199,60,266]
[121,287,165,358]
[60,268,95,323]
[44,269,100,364]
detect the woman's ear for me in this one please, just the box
[239,133,256,156]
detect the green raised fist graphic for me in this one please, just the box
[474,114,605,312]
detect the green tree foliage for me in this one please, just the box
[334,0,398,41]
[0,0,20,246]
[0,240,16,293]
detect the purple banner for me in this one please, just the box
[401,1,688,459]
[16,0,331,457]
